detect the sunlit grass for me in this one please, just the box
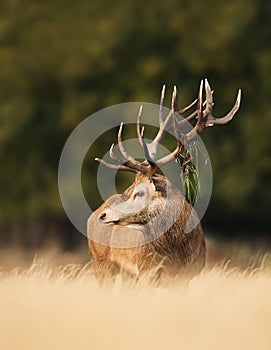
[0,246,271,350]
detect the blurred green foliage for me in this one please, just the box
[0,0,270,245]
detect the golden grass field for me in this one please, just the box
[0,240,271,350]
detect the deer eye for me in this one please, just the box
[134,190,145,198]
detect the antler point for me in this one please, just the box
[141,126,145,137]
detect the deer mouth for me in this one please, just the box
[102,219,120,225]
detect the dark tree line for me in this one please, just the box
[0,0,270,248]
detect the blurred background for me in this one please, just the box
[0,0,270,264]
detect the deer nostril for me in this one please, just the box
[99,212,106,221]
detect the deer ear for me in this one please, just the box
[152,176,167,195]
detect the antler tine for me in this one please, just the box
[171,85,178,112]
[176,90,215,128]
[140,127,155,164]
[154,82,202,168]
[197,79,204,119]
[109,143,123,164]
[140,86,177,162]
[136,105,157,164]
[155,115,181,168]
[136,105,144,147]
[147,85,183,163]
[159,84,166,124]
[95,158,138,173]
[118,122,138,163]
[97,121,151,174]
[153,107,173,145]
[219,88,241,123]
[153,85,178,146]
[99,143,146,173]
[185,79,241,142]
[204,79,241,125]
[179,98,198,114]
[184,80,204,140]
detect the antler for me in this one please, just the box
[95,79,241,176]
[136,85,178,163]
[179,79,241,142]
[96,86,182,176]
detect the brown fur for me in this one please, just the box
[87,173,206,283]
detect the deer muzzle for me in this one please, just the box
[98,211,120,225]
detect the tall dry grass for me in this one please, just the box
[0,245,271,350]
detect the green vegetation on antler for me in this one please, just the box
[176,141,205,207]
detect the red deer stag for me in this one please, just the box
[87,79,241,282]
